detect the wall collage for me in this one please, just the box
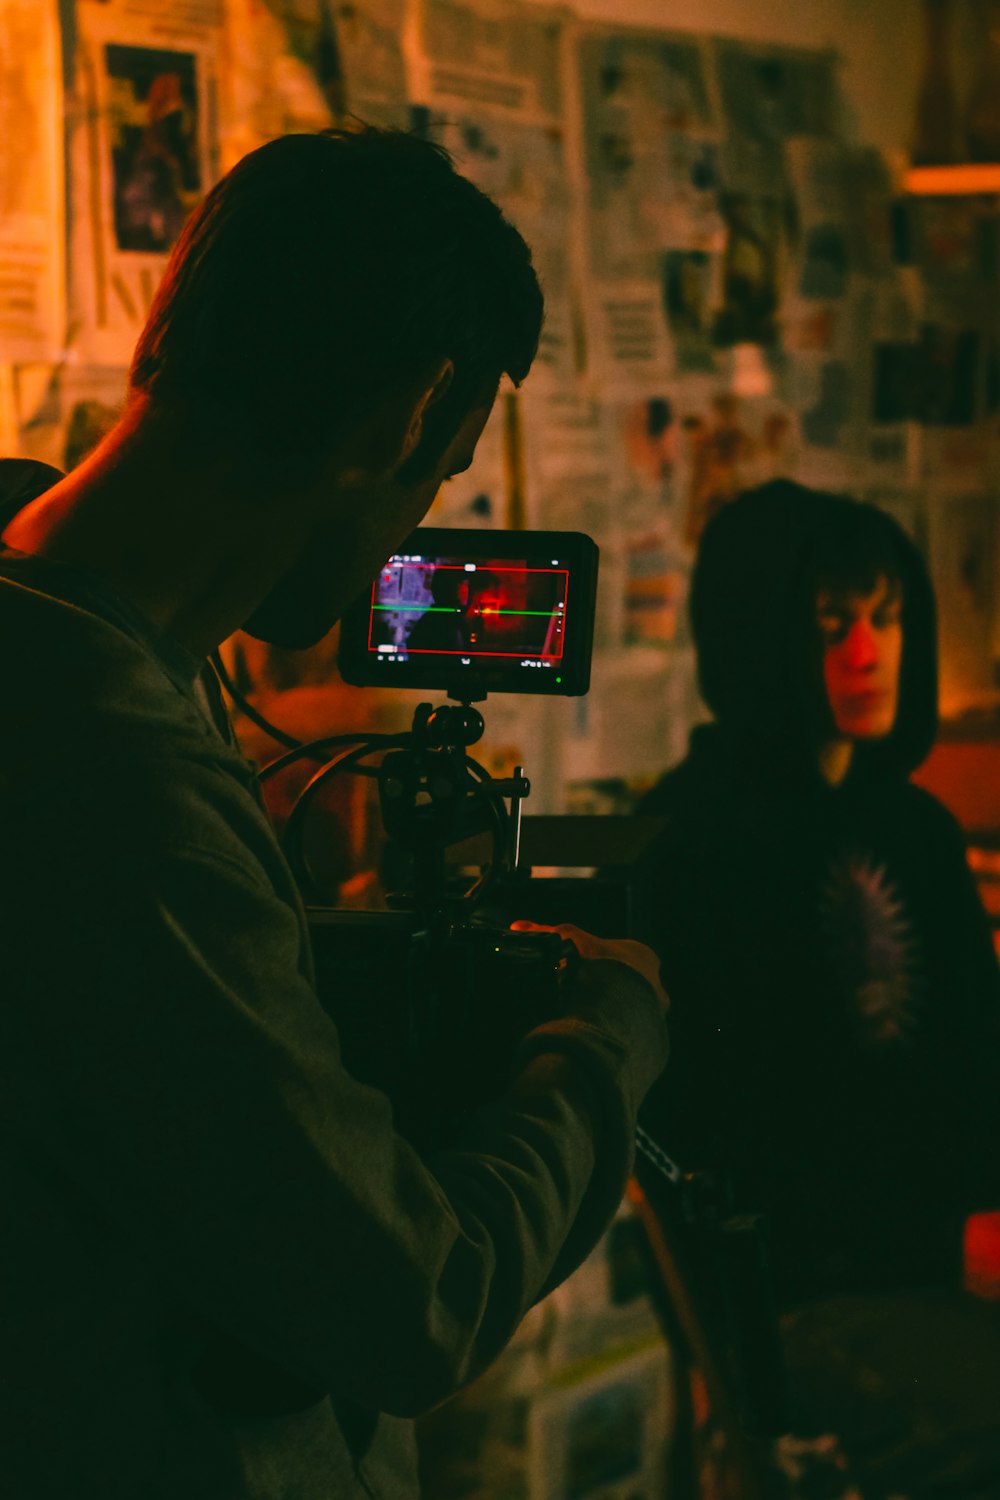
[3,0,1000,825]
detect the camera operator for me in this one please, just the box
[0,129,668,1500]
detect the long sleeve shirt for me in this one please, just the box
[0,552,668,1499]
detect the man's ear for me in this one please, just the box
[398,359,454,466]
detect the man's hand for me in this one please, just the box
[510,920,669,1015]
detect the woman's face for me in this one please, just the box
[816,573,903,740]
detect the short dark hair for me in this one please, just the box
[130,128,543,473]
[807,501,908,605]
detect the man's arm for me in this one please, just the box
[6,771,667,1417]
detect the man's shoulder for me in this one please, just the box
[0,565,209,743]
[0,562,158,693]
[0,569,263,837]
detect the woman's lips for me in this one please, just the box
[842,688,889,707]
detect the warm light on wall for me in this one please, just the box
[729,343,773,398]
[905,163,1000,195]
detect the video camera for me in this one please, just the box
[252,526,602,1145]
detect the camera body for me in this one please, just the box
[308,908,576,1146]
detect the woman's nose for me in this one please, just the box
[843,619,878,669]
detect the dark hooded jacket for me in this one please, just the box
[632,480,1000,1307]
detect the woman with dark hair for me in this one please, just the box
[631,479,1000,1496]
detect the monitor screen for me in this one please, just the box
[339,528,598,696]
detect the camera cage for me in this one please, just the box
[245,684,527,917]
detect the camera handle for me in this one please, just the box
[378,697,531,921]
[421,695,530,873]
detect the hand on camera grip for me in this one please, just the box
[509,920,669,1015]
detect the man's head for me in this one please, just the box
[127,127,542,645]
[690,480,938,778]
[130,128,542,482]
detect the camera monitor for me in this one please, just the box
[339,527,599,696]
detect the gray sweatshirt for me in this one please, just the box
[0,553,668,1499]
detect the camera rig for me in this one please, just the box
[263,690,527,916]
[233,676,580,1143]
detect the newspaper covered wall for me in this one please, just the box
[2,0,999,804]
